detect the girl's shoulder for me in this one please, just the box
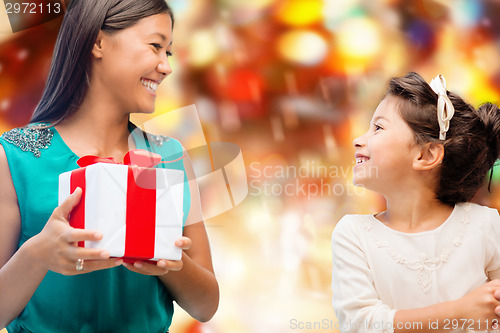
[332,213,375,239]
[465,202,500,225]
[336,213,374,226]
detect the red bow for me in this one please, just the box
[77,149,163,168]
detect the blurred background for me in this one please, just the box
[1,0,500,332]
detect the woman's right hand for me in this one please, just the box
[29,187,122,275]
[453,279,500,330]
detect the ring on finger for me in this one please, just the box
[76,258,84,271]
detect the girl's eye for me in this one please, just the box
[374,124,383,131]
[166,51,173,57]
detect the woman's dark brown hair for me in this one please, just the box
[30,0,174,124]
[387,72,500,206]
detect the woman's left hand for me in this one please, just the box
[122,237,192,276]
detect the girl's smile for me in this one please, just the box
[354,153,370,167]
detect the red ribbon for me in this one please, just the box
[77,149,163,168]
[70,149,165,260]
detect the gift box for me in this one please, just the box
[58,150,185,261]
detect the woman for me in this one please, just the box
[0,0,219,331]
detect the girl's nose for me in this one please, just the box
[353,136,364,148]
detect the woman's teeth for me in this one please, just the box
[356,157,368,164]
[141,79,158,93]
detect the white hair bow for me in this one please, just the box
[429,74,455,140]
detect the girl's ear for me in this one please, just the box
[92,31,105,59]
[413,142,444,171]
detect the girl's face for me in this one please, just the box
[352,96,420,194]
[92,13,173,114]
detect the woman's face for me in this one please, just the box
[92,13,173,114]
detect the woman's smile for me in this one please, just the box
[140,78,160,96]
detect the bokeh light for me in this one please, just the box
[451,0,483,27]
[275,0,323,27]
[277,29,328,66]
[187,29,219,68]
[336,16,382,71]
[323,0,362,30]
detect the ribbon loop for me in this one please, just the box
[429,74,455,140]
[77,149,163,168]
[124,149,162,168]
[77,156,118,167]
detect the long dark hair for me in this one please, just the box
[387,72,500,205]
[30,0,174,124]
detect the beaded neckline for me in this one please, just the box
[0,122,171,158]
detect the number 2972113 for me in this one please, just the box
[5,2,62,15]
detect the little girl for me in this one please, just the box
[332,72,500,333]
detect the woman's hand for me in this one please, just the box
[30,187,122,275]
[122,237,192,276]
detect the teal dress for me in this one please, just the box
[0,122,190,333]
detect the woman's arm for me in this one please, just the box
[0,144,46,327]
[159,221,219,322]
[0,145,120,328]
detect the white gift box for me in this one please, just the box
[58,162,184,261]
